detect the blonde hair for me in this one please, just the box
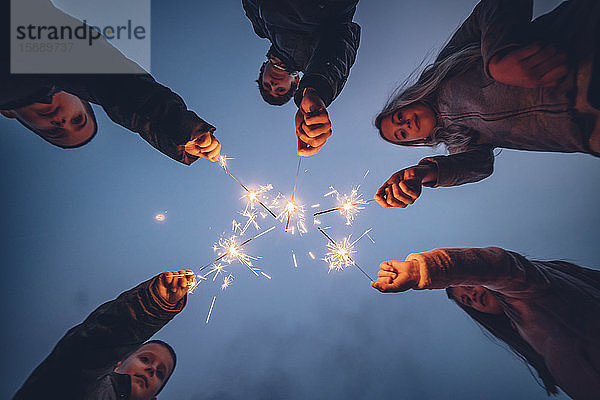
[375,43,482,153]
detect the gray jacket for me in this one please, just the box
[418,0,599,188]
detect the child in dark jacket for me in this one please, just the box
[243,0,361,156]
[1,0,220,165]
[13,270,195,400]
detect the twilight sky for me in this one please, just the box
[1,1,598,399]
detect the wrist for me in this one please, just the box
[408,259,422,289]
[417,163,438,185]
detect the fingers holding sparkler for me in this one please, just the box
[153,270,196,304]
[370,260,420,293]
[184,130,221,162]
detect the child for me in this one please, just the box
[373,0,599,209]
[243,0,361,156]
[13,270,196,400]
[371,247,600,399]
[1,0,220,165]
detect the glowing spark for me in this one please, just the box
[188,274,206,294]
[308,251,316,259]
[323,236,355,272]
[284,157,303,231]
[204,263,228,281]
[217,155,233,172]
[367,233,375,244]
[311,204,320,208]
[196,226,276,276]
[205,296,216,323]
[317,227,374,281]
[217,154,276,218]
[314,187,375,225]
[221,274,234,290]
[154,213,166,222]
[261,272,272,279]
[272,193,307,235]
[234,209,261,236]
[292,251,298,268]
[241,184,275,219]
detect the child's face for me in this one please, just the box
[379,103,436,144]
[0,91,95,148]
[451,286,504,314]
[261,59,299,98]
[114,342,175,400]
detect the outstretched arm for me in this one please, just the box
[77,74,220,165]
[14,270,194,399]
[371,247,552,295]
[418,145,495,187]
[293,20,360,156]
[374,146,494,208]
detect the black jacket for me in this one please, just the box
[13,276,186,399]
[1,1,214,165]
[243,0,361,107]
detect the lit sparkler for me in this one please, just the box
[317,227,374,281]
[217,154,277,218]
[272,193,307,235]
[203,263,228,282]
[196,226,276,276]
[221,274,234,290]
[314,186,375,225]
[284,157,303,232]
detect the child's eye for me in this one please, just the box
[395,111,403,123]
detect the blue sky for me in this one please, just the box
[1,1,598,398]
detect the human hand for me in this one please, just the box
[371,260,420,293]
[489,43,569,88]
[184,130,221,162]
[296,89,332,156]
[374,165,435,208]
[153,270,195,304]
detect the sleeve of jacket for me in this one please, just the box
[294,21,361,107]
[13,276,186,399]
[82,73,215,165]
[417,145,495,187]
[405,247,553,295]
[436,0,534,77]
[242,0,269,39]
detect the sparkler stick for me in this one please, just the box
[196,226,276,273]
[313,199,376,216]
[285,156,303,231]
[317,227,374,281]
[218,156,277,218]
